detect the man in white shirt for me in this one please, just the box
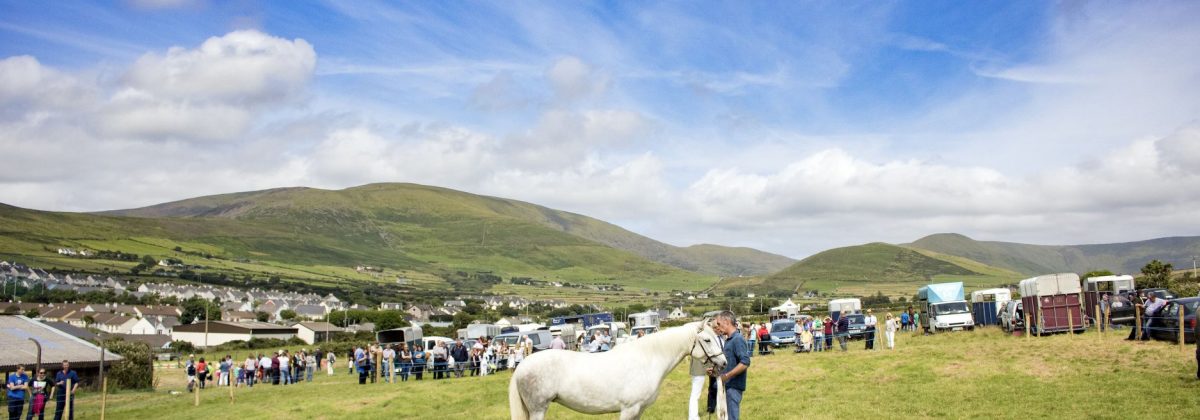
[864,309,878,350]
[258,354,272,385]
[1139,293,1167,341]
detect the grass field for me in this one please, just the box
[68,327,1200,419]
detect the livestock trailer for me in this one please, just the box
[917,282,974,332]
[828,298,863,322]
[971,288,1012,326]
[549,312,614,329]
[1083,275,1136,325]
[376,325,423,348]
[1019,273,1086,335]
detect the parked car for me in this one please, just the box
[768,318,796,346]
[845,314,867,339]
[494,330,554,352]
[1147,297,1200,344]
[999,300,1025,333]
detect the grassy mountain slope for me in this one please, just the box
[1,186,716,291]
[105,183,793,277]
[906,233,1200,276]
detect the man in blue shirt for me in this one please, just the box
[709,311,750,420]
[7,365,29,420]
[52,360,78,420]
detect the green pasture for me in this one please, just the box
[68,327,1199,419]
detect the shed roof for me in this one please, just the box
[0,316,122,370]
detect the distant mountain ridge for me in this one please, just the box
[905,233,1200,276]
[102,183,794,277]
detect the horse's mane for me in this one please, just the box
[611,321,700,357]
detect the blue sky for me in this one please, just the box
[2,1,1199,258]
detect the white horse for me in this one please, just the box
[509,320,727,420]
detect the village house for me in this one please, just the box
[171,321,298,348]
[293,321,342,344]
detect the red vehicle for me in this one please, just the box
[1019,273,1086,335]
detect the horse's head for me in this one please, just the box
[692,319,727,371]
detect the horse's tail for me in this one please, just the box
[508,372,529,420]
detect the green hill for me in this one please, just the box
[0,183,799,296]
[906,233,1200,276]
[104,183,793,277]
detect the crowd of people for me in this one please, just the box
[184,349,321,391]
[5,360,81,420]
[349,335,552,384]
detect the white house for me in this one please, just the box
[127,317,158,335]
[669,307,689,320]
[171,321,297,348]
[292,322,342,344]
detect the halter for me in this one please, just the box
[691,334,724,367]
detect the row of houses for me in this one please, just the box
[1,301,182,335]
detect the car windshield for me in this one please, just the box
[1182,301,1200,314]
[846,315,865,324]
[772,322,795,332]
[934,302,970,314]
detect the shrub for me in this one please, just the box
[103,339,154,389]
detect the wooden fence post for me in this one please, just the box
[100,377,107,420]
[1095,304,1102,340]
[229,370,234,403]
[1135,305,1142,341]
[194,376,200,406]
[65,379,72,419]
[1180,309,1186,352]
[1024,313,1031,340]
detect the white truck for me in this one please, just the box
[917,282,975,333]
[828,298,863,322]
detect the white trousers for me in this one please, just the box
[886,330,895,349]
[688,375,705,420]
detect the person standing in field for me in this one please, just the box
[812,316,824,352]
[885,313,898,349]
[412,344,427,380]
[398,343,412,382]
[452,339,469,377]
[836,312,850,352]
[550,333,567,350]
[27,367,49,420]
[381,345,395,383]
[709,311,750,420]
[243,354,256,387]
[354,346,367,385]
[748,323,759,358]
[305,351,317,382]
[900,311,910,332]
[326,350,336,376]
[430,341,449,379]
[51,360,78,420]
[864,310,877,350]
[7,365,29,420]
[196,357,208,389]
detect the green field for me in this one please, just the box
[69,327,1200,419]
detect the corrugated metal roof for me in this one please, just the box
[0,316,123,370]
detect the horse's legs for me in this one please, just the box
[619,404,643,420]
[528,408,547,420]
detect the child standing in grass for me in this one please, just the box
[885,313,898,349]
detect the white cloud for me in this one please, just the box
[124,30,315,104]
[546,56,608,102]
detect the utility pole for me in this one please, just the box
[204,300,210,349]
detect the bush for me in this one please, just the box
[103,339,154,389]
[171,340,195,354]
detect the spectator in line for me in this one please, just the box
[257,353,272,385]
[218,356,230,387]
[837,312,850,352]
[885,313,898,350]
[52,360,79,420]
[279,351,292,385]
[900,311,911,333]
[1098,294,1112,332]
[748,323,759,358]
[243,354,256,387]
[469,346,482,377]
[430,341,449,379]
[354,346,368,385]
[411,345,426,380]
[382,345,395,383]
[1130,292,1164,341]
[757,322,770,355]
[812,316,824,352]
[27,367,49,420]
[7,365,29,420]
[305,351,317,382]
[550,334,567,350]
[864,310,877,350]
[710,311,750,420]
[398,343,412,382]
[823,316,834,350]
[451,339,469,378]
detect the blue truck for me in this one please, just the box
[549,312,614,329]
